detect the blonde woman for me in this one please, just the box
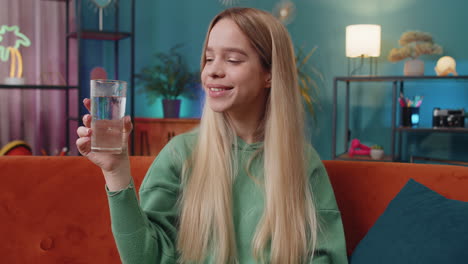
[77,7,348,264]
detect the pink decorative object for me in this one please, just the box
[348,139,371,157]
[90,67,108,80]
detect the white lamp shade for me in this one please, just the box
[346,24,381,58]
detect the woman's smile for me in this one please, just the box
[206,83,234,98]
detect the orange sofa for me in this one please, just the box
[1,156,468,263]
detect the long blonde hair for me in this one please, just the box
[177,7,317,264]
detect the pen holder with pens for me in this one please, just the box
[401,106,420,127]
[399,94,422,128]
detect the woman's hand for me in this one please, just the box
[76,98,133,191]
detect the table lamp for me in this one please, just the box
[346,24,381,76]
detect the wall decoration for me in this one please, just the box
[218,0,239,6]
[88,0,116,31]
[0,25,31,84]
[273,0,296,25]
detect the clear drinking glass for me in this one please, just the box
[90,79,127,154]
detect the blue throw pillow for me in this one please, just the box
[350,179,468,264]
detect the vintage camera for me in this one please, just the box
[432,108,465,128]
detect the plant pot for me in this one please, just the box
[370,149,384,160]
[404,59,424,76]
[162,99,181,118]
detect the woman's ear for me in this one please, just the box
[265,73,271,88]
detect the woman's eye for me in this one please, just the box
[228,59,241,64]
[205,58,214,62]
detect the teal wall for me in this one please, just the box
[83,0,468,161]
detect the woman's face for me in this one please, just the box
[201,18,270,115]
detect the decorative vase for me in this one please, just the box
[162,99,181,118]
[403,59,424,76]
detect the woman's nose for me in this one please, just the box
[206,60,225,78]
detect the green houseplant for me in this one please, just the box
[136,44,199,118]
[296,46,323,118]
[370,144,384,160]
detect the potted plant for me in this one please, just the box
[388,31,443,76]
[370,144,385,160]
[296,46,323,118]
[136,44,199,118]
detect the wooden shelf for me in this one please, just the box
[134,117,200,124]
[336,153,394,162]
[397,127,468,133]
[335,75,468,82]
[411,156,468,166]
[68,31,132,41]
[0,84,78,90]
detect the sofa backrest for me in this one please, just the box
[323,160,468,255]
[0,156,153,264]
[1,156,467,262]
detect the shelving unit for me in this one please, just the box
[332,75,468,163]
[0,85,78,90]
[68,31,132,40]
[395,127,468,133]
[63,0,135,154]
[2,0,135,155]
[334,153,394,162]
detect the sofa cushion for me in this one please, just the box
[350,178,468,263]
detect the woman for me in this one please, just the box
[77,7,348,264]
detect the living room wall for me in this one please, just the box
[89,0,468,161]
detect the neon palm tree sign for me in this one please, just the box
[0,25,31,79]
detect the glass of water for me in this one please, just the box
[90,79,127,154]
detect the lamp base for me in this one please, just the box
[347,56,378,76]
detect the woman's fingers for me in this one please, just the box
[121,116,133,153]
[82,114,92,128]
[83,98,91,112]
[123,116,133,134]
[76,136,91,155]
[77,126,92,138]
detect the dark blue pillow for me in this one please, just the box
[350,179,468,264]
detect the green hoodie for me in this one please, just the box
[107,131,348,264]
